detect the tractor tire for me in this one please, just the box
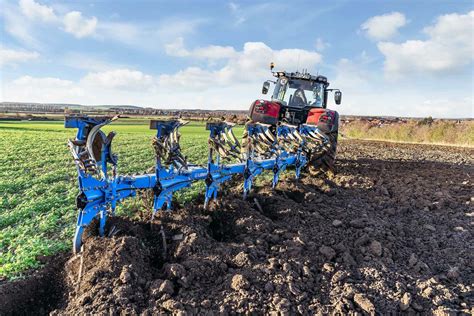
[308,131,338,175]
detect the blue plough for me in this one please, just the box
[65,115,329,253]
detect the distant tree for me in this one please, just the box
[418,116,434,126]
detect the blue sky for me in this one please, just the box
[1,0,473,118]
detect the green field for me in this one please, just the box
[0,119,244,279]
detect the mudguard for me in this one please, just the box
[249,100,280,125]
[306,108,339,133]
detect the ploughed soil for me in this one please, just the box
[1,140,473,315]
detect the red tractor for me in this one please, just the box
[248,63,342,172]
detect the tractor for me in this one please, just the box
[248,63,342,172]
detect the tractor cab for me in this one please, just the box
[250,63,342,129]
[262,71,341,110]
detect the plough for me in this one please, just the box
[65,115,330,253]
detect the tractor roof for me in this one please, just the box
[273,71,329,85]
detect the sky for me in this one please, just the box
[0,0,473,118]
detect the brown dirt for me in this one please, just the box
[0,253,68,315]
[2,140,473,315]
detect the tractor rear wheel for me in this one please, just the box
[308,131,338,175]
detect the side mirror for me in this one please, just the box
[262,81,270,94]
[334,91,342,105]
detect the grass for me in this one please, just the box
[341,120,474,147]
[0,119,243,279]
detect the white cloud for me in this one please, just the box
[60,52,127,72]
[315,38,330,51]
[329,54,473,118]
[3,71,155,104]
[81,69,154,90]
[164,37,190,57]
[96,21,142,46]
[2,72,260,109]
[159,67,213,89]
[228,2,246,25]
[5,1,201,49]
[5,0,98,42]
[194,45,237,60]
[378,11,474,78]
[227,2,277,26]
[13,75,73,87]
[2,2,41,48]
[161,41,322,88]
[0,47,39,66]
[229,2,239,12]
[63,11,98,38]
[165,37,237,59]
[19,0,57,22]
[7,76,84,102]
[412,98,473,118]
[95,18,204,52]
[156,18,206,42]
[2,41,322,109]
[361,12,407,40]
[332,57,373,91]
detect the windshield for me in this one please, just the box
[272,78,324,108]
